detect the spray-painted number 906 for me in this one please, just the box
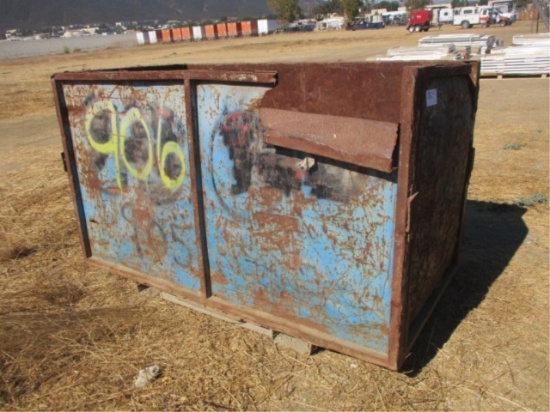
[85,100,186,191]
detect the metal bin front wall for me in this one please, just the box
[60,80,202,291]
[196,83,398,354]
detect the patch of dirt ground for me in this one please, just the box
[0,22,548,411]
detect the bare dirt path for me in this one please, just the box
[0,21,548,411]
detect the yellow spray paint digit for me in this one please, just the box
[160,141,186,190]
[86,100,185,191]
[85,100,122,188]
[157,110,186,191]
[119,107,154,182]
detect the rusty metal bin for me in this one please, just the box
[52,62,479,370]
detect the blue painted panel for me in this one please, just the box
[63,82,201,291]
[197,84,397,353]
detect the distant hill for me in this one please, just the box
[0,0,272,31]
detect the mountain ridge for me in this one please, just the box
[0,0,272,31]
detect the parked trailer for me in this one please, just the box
[136,32,145,45]
[407,10,433,32]
[161,29,172,42]
[216,22,229,38]
[148,30,158,44]
[258,19,280,35]
[172,28,183,42]
[192,25,206,41]
[227,21,242,37]
[181,27,193,41]
[316,17,345,30]
[241,20,259,36]
[205,24,218,40]
[52,61,479,371]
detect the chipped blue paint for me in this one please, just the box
[197,84,397,353]
[63,82,201,291]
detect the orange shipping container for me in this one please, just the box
[241,20,258,36]
[227,22,242,37]
[216,22,228,38]
[161,29,171,42]
[172,28,183,41]
[181,27,193,41]
[205,24,218,39]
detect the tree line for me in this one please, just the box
[268,0,530,22]
[268,0,411,22]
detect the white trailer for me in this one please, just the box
[192,25,205,41]
[148,30,158,44]
[317,17,345,30]
[258,19,280,35]
[136,32,145,45]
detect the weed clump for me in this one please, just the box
[514,193,548,207]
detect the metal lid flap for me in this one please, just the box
[260,108,398,173]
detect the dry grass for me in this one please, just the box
[0,22,548,411]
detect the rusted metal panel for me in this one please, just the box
[405,71,477,326]
[260,108,398,173]
[58,80,202,291]
[53,69,277,84]
[52,62,479,371]
[196,83,397,353]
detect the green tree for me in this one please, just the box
[405,0,433,10]
[341,0,362,19]
[515,0,528,7]
[451,0,468,7]
[377,1,400,11]
[312,0,343,17]
[267,0,303,22]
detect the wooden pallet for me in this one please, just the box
[139,285,315,355]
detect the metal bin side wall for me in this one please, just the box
[403,65,478,356]
[57,80,202,292]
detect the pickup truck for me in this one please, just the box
[491,8,514,25]
[350,20,385,30]
[453,6,493,28]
